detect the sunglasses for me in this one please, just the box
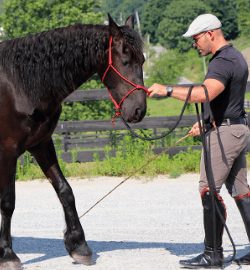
[192,32,207,45]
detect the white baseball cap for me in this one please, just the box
[183,14,222,37]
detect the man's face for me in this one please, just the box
[192,31,211,56]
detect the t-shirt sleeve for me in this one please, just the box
[205,57,233,87]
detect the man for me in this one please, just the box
[148,14,250,268]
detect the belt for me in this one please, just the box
[205,117,248,132]
[217,117,248,126]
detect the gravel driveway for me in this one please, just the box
[12,174,250,269]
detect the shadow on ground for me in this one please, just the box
[13,236,247,266]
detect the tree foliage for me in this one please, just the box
[157,0,210,52]
[102,0,147,25]
[139,0,242,50]
[140,0,171,44]
[2,0,103,39]
[237,0,250,37]
[204,0,239,40]
[145,49,186,86]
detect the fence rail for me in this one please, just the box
[64,81,250,103]
[54,115,198,162]
[53,82,250,163]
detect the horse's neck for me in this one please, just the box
[80,27,109,78]
[1,25,110,108]
[63,26,109,96]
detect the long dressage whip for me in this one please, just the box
[78,86,196,219]
[78,132,191,219]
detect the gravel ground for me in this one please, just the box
[10,174,250,269]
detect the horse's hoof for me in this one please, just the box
[0,259,23,270]
[71,252,95,265]
[69,242,94,265]
[0,250,22,270]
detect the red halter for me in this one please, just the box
[101,36,149,120]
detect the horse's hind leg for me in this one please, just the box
[0,152,22,269]
[29,139,92,265]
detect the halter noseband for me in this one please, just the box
[101,36,149,119]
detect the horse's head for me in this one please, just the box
[101,14,147,123]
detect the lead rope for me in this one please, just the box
[120,85,194,141]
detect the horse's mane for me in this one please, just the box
[0,23,143,106]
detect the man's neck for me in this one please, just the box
[211,40,229,55]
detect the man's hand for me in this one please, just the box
[148,83,166,97]
[188,122,202,137]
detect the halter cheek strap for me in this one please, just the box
[101,36,149,120]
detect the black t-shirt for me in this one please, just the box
[204,44,249,123]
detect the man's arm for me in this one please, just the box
[148,78,225,103]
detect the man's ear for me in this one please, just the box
[125,15,135,29]
[108,13,122,38]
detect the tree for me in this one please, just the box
[140,0,171,44]
[157,0,210,52]
[102,0,147,26]
[101,0,122,23]
[204,0,239,40]
[145,49,185,86]
[2,0,104,39]
[237,0,250,37]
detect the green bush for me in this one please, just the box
[15,134,201,180]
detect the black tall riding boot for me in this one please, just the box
[179,189,226,268]
[234,193,250,265]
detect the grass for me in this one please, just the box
[147,97,196,117]
[17,150,250,181]
[16,148,202,181]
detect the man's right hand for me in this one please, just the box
[188,122,202,137]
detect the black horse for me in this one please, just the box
[0,14,147,268]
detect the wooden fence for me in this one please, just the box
[52,82,250,163]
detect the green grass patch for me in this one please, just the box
[16,135,202,180]
[147,98,196,117]
[17,150,250,181]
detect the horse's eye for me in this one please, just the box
[122,60,129,66]
[123,47,130,55]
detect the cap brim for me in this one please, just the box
[182,30,195,38]
[182,32,192,37]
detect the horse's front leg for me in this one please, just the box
[29,139,92,265]
[0,151,22,269]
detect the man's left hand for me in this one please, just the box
[148,83,167,97]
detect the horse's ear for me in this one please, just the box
[125,15,135,29]
[108,13,121,38]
